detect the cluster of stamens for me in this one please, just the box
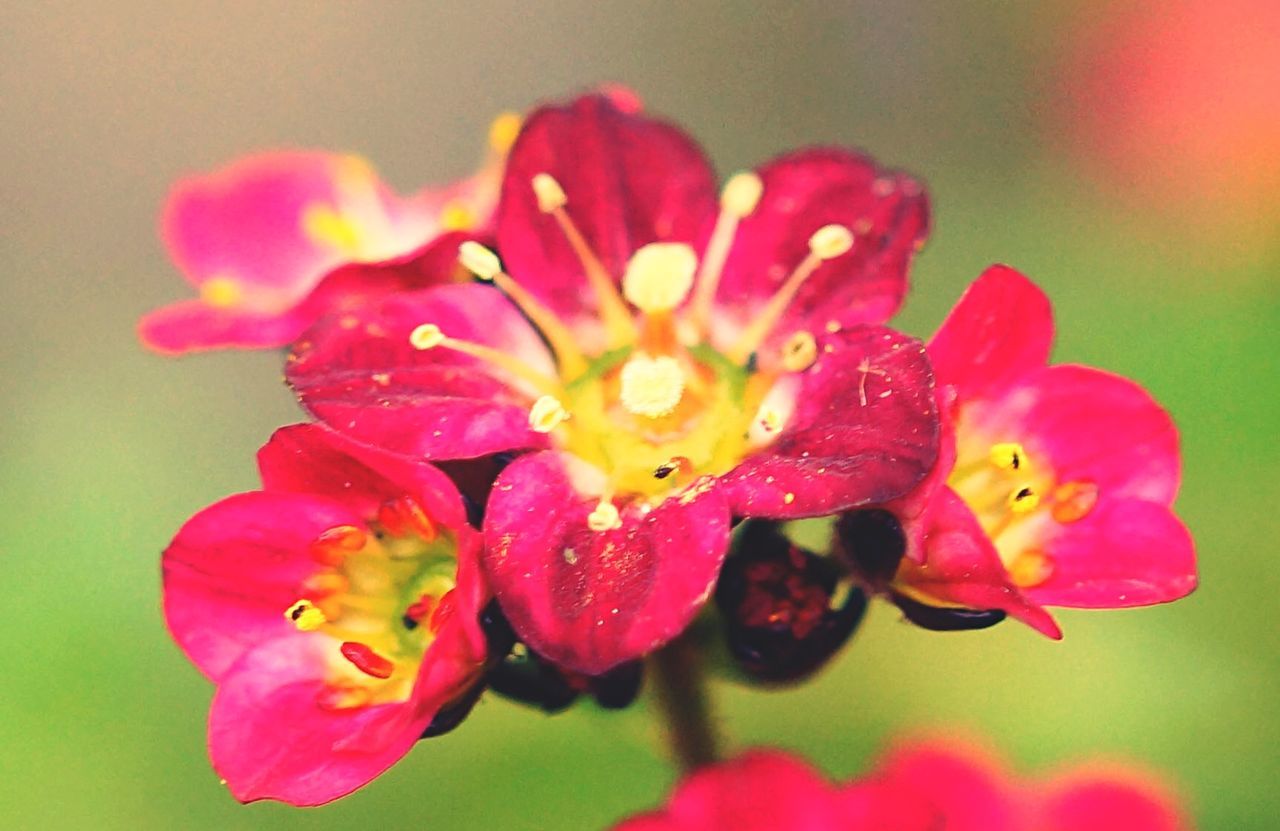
[949,440,1100,588]
[281,496,459,710]
[408,169,858,528]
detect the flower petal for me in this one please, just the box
[162,491,364,680]
[1025,498,1196,608]
[870,738,1021,831]
[969,364,1180,503]
[207,635,425,805]
[482,452,732,675]
[1037,766,1189,831]
[257,423,467,528]
[928,265,1054,402]
[497,94,717,340]
[709,148,929,363]
[896,488,1062,638]
[287,283,556,460]
[723,326,939,518]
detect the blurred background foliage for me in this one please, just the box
[2,2,1276,828]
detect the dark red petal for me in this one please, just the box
[257,423,467,529]
[482,452,731,675]
[287,283,555,460]
[710,148,930,366]
[897,488,1062,638]
[971,364,1181,503]
[497,94,717,335]
[928,265,1054,403]
[1027,498,1197,609]
[207,635,425,806]
[162,491,364,680]
[723,326,939,518]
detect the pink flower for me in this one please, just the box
[161,424,489,805]
[287,93,939,675]
[840,266,1196,636]
[139,113,520,354]
[612,738,1189,831]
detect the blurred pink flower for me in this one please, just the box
[841,266,1196,635]
[161,424,489,804]
[613,737,1189,830]
[139,115,517,354]
[1053,0,1280,236]
[285,92,939,676]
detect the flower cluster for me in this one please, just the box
[147,90,1196,813]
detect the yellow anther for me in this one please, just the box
[1051,481,1099,523]
[622,243,697,313]
[586,500,622,532]
[720,171,764,218]
[1007,485,1041,514]
[780,331,818,372]
[458,241,502,280]
[528,395,569,433]
[409,323,445,350]
[808,224,854,260]
[302,203,363,255]
[532,173,568,212]
[783,492,796,505]
[488,111,522,153]
[988,442,1027,472]
[200,276,243,308]
[1008,550,1054,588]
[619,354,686,419]
[440,200,475,231]
[285,599,328,632]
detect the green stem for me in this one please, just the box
[649,632,719,773]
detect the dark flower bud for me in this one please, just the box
[421,681,486,739]
[890,592,1007,631]
[835,508,906,584]
[716,520,867,684]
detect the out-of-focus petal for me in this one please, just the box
[482,452,732,675]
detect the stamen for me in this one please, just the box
[727,224,854,364]
[1008,550,1054,588]
[530,173,637,346]
[619,354,686,418]
[389,496,437,541]
[458,241,589,378]
[528,395,570,433]
[780,331,818,372]
[285,599,328,631]
[340,642,396,679]
[689,172,763,334]
[301,573,349,598]
[1007,485,1041,514]
[200,276,242,308]
[1051,481,1099,523]
[622,243,697,314]
[410,323,564,396]
[989,442,1027,472]
[309,525,368,566]
[587,499,622,532]
[488,111,522,154]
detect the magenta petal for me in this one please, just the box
[162,491,363,680]
[902,488,1062,638]
[287,283,555,460]
[1027,499,1196,608]
[710,148,929,363]
[497,94,717,334]
[927,265,1054,402]
[208,635,425,806]
[724,326,939,519]
[482,452,732,675]
[972,364,1180,502]
[138,299,319,354]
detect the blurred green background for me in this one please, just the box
[3,2,1277,828]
